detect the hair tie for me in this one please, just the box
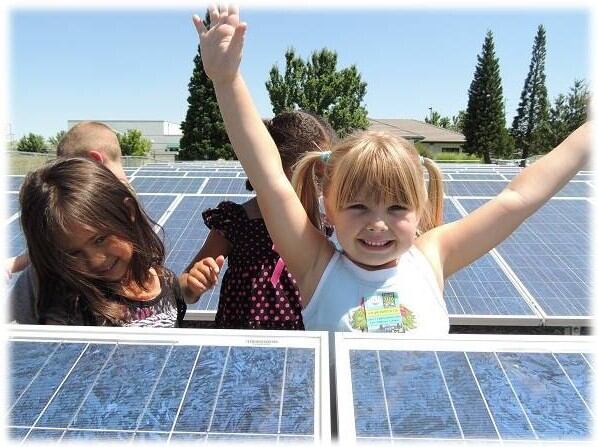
[419,155,426,165]
[320,151,332,162]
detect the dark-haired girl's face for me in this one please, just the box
[60,223,133,282]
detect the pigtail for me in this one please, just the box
[291,151,326,232]
[419,157,444,233]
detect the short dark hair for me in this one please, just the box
[245,110,338,191]
[20,157,164,324]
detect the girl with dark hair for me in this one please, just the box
[18,157,186,326]
[179,110,337,329]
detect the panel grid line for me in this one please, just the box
[463,352,501,440]
[9,343,63,415]
[492,352,538,440]
[434,352,464,440]
[167,345,203,443]
[552,353,594,418]
[276,347,289,435]
[24,343,91,441]
[60,343,120,441]
[131,345,175,437]
[205,346,232,438]
[375,351,393,439]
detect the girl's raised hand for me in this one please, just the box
[193,5,247,85]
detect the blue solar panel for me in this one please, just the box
[135,170,189,176]
[8,175,25,192]
[131,177,206,194]
[6,192,20,217]
[458,199,592,323]
[555,181,591,197]
[137,194,177,223]
[201,178,254,195]
[448,173,506,181]
[444,181,508,196]
[8,328,328,443]
[336,334,593,443]
[7,219,26,257]
[443,200,539,323]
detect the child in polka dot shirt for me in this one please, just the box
[179,111,336,329]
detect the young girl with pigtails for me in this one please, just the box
[194,5,591,333]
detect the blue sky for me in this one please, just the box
[7,6,591,139]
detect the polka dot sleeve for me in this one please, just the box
[202,201,244,242]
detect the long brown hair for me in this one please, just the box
[19,157,165,324]
[292,131,444,234]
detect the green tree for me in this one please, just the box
[510,25,551,164]
[266,48,368,137]
[48,130,66,150]
[17,133,46,153]
[463,31,513,163]
[425,110,465,133]
[179,12,233,160]
[424,110,443,126]
[117,129,151,156]
[547,80,590,149]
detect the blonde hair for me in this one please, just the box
[292,131,444,234]
[57,121,122,161]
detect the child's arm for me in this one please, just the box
[4,252,30,280]
[194,6,333,303]
[419,122,591,281]
[178,230,229,304]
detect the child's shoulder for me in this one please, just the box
[202,200,247,228]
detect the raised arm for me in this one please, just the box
[421,122,592,280]
[193,6,332,303]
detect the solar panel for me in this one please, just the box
[554,181,591,197]
[201,177,254,195]
[8,326,330,444]
[335,333,593,444]
[7,219,26,257]
[443,200,540,325]
[137,194,177,223]
[458,198,592,325]
[6,192,20,217]
[130,177,206,194]
[135,170,189,177]
[444,181,508,197]
[448,173,506,181]
[8,175,25,192]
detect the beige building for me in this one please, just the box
[68,120,181,161]
[368,118,465,154]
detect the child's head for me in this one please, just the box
[57,121,127,182]
[245,110,337,191]
[19,157,164,322]
[292,131,444,265]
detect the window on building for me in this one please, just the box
[441,147,460,153]
[166,145,179,152]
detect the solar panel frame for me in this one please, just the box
[8,325,331,444]
[335,333,594,445]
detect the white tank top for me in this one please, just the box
[302,246,449,334]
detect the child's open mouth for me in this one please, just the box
[358,239,393,250]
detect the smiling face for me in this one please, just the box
[326,195,419,269]
[60,223,134,282]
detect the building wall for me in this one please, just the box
[424,142,464,154]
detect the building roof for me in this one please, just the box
[368,118,465,143]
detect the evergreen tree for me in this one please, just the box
[17,133,46,153]
[179,12,233,160]
[266,48,368,137]
[510,25,551,165]
[547,80,590,149]
[463,31,513,164]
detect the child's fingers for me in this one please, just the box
[192,14,206,35]
[203,258,222,284]
[215,255,226,269]
[230,22,247,54]
[187,274,209,294]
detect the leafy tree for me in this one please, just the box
[48,130,66,150]
[17,133,46,153]
[425,110,465,133]
[510,25,551,164]
[179,12,233,160]
[266,48,368,137]
[117,129,151,156]
[424,111,443,126]
[463,31,513,163]
[450,111,466,133]
[547,80,590,149]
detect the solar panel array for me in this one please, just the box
[335,333,594,444]
[8,326,330,444]
[5,161,594,325]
